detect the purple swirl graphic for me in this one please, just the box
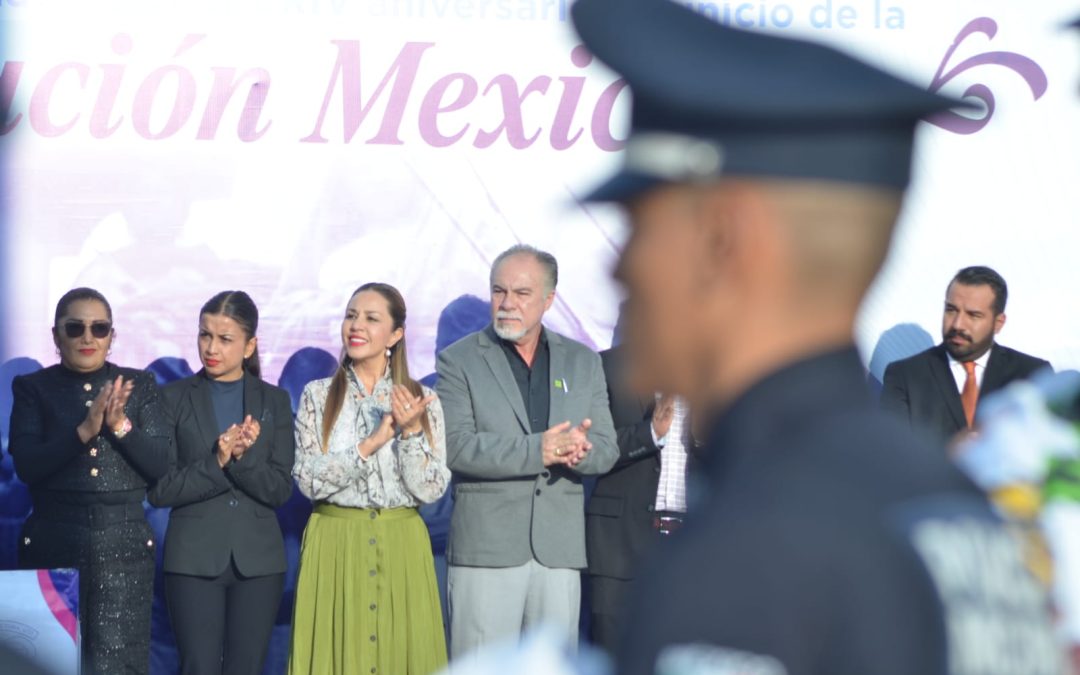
[927,17,1048,135]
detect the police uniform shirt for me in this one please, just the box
[616,348,1060,675]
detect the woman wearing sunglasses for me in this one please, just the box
[9,287,170,674]
[148,290,295,675]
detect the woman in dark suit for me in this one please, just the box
[148,291,295,675]
[10,287,170,674]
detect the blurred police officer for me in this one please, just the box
[571,1,1064,674]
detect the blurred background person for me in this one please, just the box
[9,287,170,674]
[585,307,689,653]
[289,283,449,675]
[881,266,1052,446]
[436,245,618,657]
[571,0,1064,673]
[148,291,295,675]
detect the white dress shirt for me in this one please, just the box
[651,395,689,513]
[947,347,992,393]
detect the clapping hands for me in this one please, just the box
[542,419,594,468]
[217,415,261,468]
[77,375,136,445]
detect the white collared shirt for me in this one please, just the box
[651,395,689,513]
[947,347,992,393]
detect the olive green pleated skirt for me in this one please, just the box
[287,504,447,675]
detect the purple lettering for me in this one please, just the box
[590,78,628,152]
[29,61,89,137]
[0,61,24,135]
[549,46,590,151]
[197,67,273,142]
[301,40,435,144]
[474,74,551,149]
[418,73,478,147]
[89,33,132,139]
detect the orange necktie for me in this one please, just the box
[961,361,978,429]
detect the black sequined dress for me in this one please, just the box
[8,362,170,675]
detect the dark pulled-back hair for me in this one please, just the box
[200,290,262,379]
[950,266,1008,315]
[54,287,113,326]
[320,282,431,452]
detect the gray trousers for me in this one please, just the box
[448,559,580,658]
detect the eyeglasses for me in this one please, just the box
[62,321,112,339]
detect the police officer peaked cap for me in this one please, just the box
[572,0,968,201]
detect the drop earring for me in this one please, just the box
[385,348,392,358]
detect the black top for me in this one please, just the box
[618,347,1061,675]
[498,331,551,434]
[8,362,170,502]
[208,376,245,434]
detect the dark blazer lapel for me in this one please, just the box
[928,345,966,429]
[189,374,221,452]
[478,327,530,432]
[979,345,1010,398]
[547,330,566,427]
[242,373,264,424]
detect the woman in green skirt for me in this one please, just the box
[289,283,450,675]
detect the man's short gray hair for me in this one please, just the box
[490,244,559,294]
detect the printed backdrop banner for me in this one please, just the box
[1,0,1078,379]
[1,1,1079,673]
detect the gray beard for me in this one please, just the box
[493,322,527,342]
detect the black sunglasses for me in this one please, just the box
[62,321,112,339]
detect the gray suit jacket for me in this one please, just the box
[437,325,618,569]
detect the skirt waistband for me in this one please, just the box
[313,503,419,521]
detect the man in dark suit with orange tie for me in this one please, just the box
[881,266,1052,445]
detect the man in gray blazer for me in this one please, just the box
[436,244,618,657]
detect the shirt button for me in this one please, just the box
[369,635,376,642]
[83,383,92,392]
[369,569,376,577]
[23,537,30,545]
[541,471,550,478]
[535,489,541,496]
[89,448,98,457]
[228,498,238,507]
[90,468,99,477]
[369,511,377,520]
[369,603,376,611]
[85,400,93,408]
[654,466,661,474]
[146,539,154,547]
[369,538,376,546]
[647,505,655,512]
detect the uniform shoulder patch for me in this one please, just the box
[655,644,788,675]
[890,495,1063,675]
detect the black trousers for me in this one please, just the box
[19,502,156,675]
[588,574,633,654]
[164,560,284,675]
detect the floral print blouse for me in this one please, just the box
[293,367,450,508]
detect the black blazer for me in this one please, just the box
[148,372,295,577]
[880,343,1051,444]
[585,347,661,583]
